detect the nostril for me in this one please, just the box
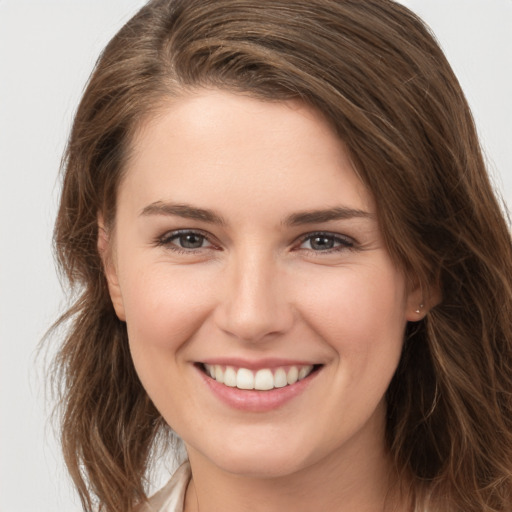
[213,304,295,344]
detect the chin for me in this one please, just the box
[214,451,308,479]
[187,431,315,479]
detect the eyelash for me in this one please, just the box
[155,230,356,255]
[155,229,217,254]
[296,231,355,253]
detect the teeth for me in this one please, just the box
[214,365,224,384]
[237,368,254,390]
[287,366,299,385]
[274,368,287,388]
[298,366,310,380]
[203,364,315,390]
[224,366,237,387]
[254,369,274,390]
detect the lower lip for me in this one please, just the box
[197,366,320,412]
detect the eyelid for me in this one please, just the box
[154,228,356,255]
[155,228,218,250]
[295,231,356,252]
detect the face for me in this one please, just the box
[102,90,421,479]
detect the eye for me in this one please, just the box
[157,229,214,251]
[299,232,354,252]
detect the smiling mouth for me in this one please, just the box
[199,363,321,391]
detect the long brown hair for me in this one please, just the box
[52,1,512,510]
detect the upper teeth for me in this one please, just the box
[203,364,314,391]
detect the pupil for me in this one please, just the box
[180,234,203,249]
[311,236,334,250]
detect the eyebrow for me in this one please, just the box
[284,207,374,226]
[141,201,373,227]
[140,202,227,225]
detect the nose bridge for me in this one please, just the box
[215,246,293,342]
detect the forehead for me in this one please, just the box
[121,89,374,218]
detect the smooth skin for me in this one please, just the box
[100,90,424,512]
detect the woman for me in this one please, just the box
[52,0,512,511]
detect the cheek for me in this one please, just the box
[293,263,408,357]
[118,263,217,365]
[117,264,222,423]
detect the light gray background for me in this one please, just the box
[1,1,511,511]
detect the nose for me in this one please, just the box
[213,251,294,343]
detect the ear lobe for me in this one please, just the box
[97,217,126,322]
[405,281,441,322]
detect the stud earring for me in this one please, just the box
[415,304,424,315]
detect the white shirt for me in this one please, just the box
[139,462,191,512]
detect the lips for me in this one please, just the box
[197,361,322,412]
[203,363,315,391]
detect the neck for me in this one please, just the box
[184,414,406,512]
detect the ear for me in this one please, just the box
[405,279,441,322]
[97,216,126,321]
